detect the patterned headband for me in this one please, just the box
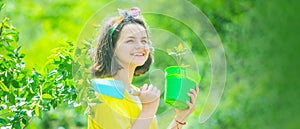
[109,7,141,36]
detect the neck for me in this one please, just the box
[113,65,136,89]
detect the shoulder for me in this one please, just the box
[92,78,125,100]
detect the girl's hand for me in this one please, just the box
[174,86,199,122]
[137,84,161,115]
[130,84,160,128]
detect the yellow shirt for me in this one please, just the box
[88,87,158,129]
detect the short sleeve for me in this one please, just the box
[88,102,131,129]
[88,89,158,129]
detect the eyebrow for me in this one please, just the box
[126,36,148,39]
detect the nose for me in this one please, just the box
[134,42,147,49]
[134,42,154,51]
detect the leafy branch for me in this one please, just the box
[0,18,78,129]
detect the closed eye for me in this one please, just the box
[141,40,149,44]
[126,40,134,43]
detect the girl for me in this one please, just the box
[89,7,199,129]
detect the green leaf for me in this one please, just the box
[0,3,5,12]
[0,109,14,118]
[19,53,25,58]
[74,104,83,114]
[52,99,58,108]
[47,69,58,78]
[14,46,21,55]
[176,43,184,52]
[8,93,15,105]
[0,81,9,92]
[42,94,53,100]
[21,117,27,125]
[35,105,42,119]
[11,80,20,88]
[0,117,8,126]
[32,69,42,77]
[13,121,21,129]
[59,53,66,59]
[42,82,52,91]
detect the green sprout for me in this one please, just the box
[167,43,190,67]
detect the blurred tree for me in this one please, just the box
[0,0,110,72]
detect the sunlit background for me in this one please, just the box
[1,0,299,129]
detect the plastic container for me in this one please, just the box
[164,66,201,109]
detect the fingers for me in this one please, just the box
[148,84,161,95]
[186,93,196,111]
[186,100,195,111]
[140,84,148,91]
[130,84,148,96]
[150,84,160,97]
[138,84,160,96]
[187,93,196,105]
[174,87,200,120]
[196,86,199,94]
[186,87,199,109]
[147,84,154,91]
[138,84,161,106]
[190,88,197,96]
[186,100,193,108]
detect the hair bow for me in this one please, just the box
[110,7,141,36]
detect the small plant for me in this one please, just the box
[166,43,189,67]
[164,42,200,109]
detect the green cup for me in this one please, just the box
[164,66,201,109]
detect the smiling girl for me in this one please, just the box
[89,7,199,129]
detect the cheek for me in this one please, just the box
[114,46,132,57]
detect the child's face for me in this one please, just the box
[114,23,150,68]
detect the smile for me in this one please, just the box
[130,52,145,56]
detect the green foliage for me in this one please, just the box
[0,18,78,128]
[73,39,100,117]
[1,0,110,71]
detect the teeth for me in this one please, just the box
[133,53,144,56]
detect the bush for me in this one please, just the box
[0,17,78,129]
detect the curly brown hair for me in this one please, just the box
[90,15,153,78]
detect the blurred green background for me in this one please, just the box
[1,0,299,128]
